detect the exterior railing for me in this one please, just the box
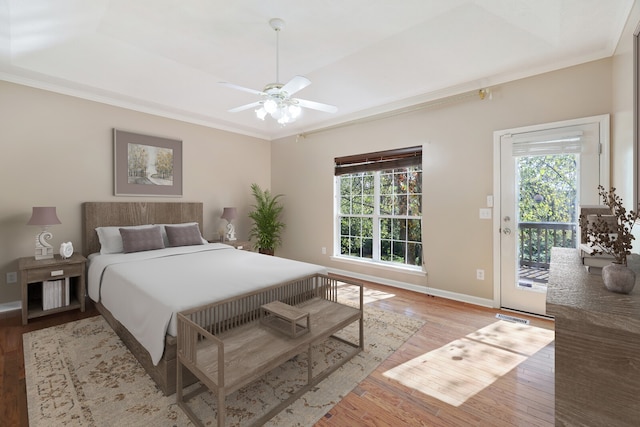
[519,222,576,269]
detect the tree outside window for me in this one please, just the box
[338,165,422,267]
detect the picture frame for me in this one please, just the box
[113,129,183,197]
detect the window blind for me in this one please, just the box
[511,129,584,156]
[334,146,422,175]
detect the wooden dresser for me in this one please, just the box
[547,248,640,426]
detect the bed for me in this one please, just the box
[82,202,328,395]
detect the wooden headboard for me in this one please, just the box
[82,202,204,256]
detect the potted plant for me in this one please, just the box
[579,185,638,293]
[248,183,285,255]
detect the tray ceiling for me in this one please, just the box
[0,0,634,139]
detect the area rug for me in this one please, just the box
[24,302,424,426]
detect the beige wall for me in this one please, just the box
[612,2,640,223]
[272,58,612,302]
[2,47,634,307]
[0,81,270,305]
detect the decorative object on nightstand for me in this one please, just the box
[220,207,238,241]
[59,242,74,259]
[27,206,61,260]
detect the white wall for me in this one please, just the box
[272,59,612,302]
[0,81,270,304]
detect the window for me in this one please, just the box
[335,146,423,268]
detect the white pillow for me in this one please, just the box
[96,224,156,254]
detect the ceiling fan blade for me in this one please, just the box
[228,101,262,113]
[281,75,311,96]
[219,81,264,96]
[295,98,338,114]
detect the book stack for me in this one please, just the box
[579,204,616,274]
[580,243,615,273]
[42,278,71,310]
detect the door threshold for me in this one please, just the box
[501,307,554,320]
[495,313,530,324]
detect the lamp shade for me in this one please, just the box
[27,207,61,226]
[220,207,237,221]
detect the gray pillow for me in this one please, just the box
[165,223,205,247]
[119,226,165,253]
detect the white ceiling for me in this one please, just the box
[0,0,635,140]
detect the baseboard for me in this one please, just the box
[328,268,494,308]
[0,300,21,319]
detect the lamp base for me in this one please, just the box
[34,230,54,260]
[35,247,54,260]
[225,223,237,241]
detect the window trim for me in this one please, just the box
[330,253,426,275]
[333,150,423,270]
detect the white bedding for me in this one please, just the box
[87,243,327,365]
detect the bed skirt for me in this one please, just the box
[95,301,197,395]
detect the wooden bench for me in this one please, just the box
[176,274,363,427]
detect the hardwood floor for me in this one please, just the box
[318,281,555,427]
[0,282,554,426]
[0,300,100,426]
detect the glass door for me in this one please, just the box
[496,117,608,315]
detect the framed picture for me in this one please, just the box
[114,129,183,197]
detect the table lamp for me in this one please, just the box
[27,206,61,260]
[221,207,237,241]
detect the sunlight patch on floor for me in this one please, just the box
[338,284,395,304]
[383,320,555,407]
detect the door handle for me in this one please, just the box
[503,227,512,235]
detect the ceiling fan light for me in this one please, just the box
[278,114,291,124]
[271,108,284,120]
[264,99,278,114]
[288,104,301,118]
[255,107,267,120]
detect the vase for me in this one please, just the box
[602,263,636,294]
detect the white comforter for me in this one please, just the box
[87,243,327,365]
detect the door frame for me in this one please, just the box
[492,114,610,309]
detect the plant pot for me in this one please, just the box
[602,263,636,294]
[259,248,275,256]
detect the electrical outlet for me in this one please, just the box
[321,247,327,255]
[479,208,492,219]
[6,272,17,284]
[476,269,485,280]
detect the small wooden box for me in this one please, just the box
[261,301,310,338]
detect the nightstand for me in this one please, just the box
[18,253,86,325]
[209,239,253,251]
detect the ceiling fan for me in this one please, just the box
[219,18,337,125]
